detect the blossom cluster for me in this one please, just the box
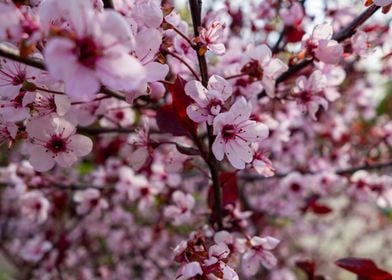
[0,0,391,279]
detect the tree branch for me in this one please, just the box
[188,0,222,230]
[0,44,45,70]
[258,4,380,99]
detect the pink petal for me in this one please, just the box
[69,134,93,157]
[64,64,100,102]
[184,80,209,107]
[212,135,225,161]
[312,23,333,40]
[29,146,55,172]
[314,40,343,64]
[95,54,145,92]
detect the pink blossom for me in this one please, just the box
[20,190,50,224]
[74,188,109,215]
[251,145,275,177]
[242,236,280,276]
[164,190,195,225]
[292,70,328,120]
[279,2,304,26]
[244,44,288,97]
[212,97,269,169]
[303,23,343,64]
[351,30,370,57]
[198,21,226,55]
[32,92,71,117]
[26,115,93,172]
[0,90,35,122]
[19,236,52,263]
[373,0,392,6]
[0,2,36,42]
[176,262,203,280]
[43,1,145,101]
[0,58,39,99]
[100,99,135,128]
[185,75,232,124]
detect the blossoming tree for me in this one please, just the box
[0,0,391,279]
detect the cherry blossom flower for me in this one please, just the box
[302,23,343,64]
[31,92,70,117]
[0,3,40,43]
[351,30,370,57]
[0,58,39,99]
[292,70,328,120]
[242,236,280,276]
[127,28,169,103]
[251,145,275,177]
[74,188,109,215]
[164,191,195,225]
[0,90,35,122]
[0,2,23,41]
[20,190,50,224]
[176,262,203,280]
[371,0,392,6]
[212,97,269,169]
[243,44,288,97]
[114,0,163,29]
[19,236,52,263]
[185,75,232,124]
[100,99,135,128]
[198,21,226,55]
[26,115,93,172]
[280,2,304,26]
[43,0,145,101]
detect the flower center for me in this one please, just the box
[12,72,26,85]
[207,99,223,115]
[297,91,313,104]
[46,136,67,154]
[75,37,102,69]
[222,124,236,140]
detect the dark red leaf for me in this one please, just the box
[296,260,316,278]
[156,76,198,137]
[285,26,305,43]
[156,104,189,136]
[208,172,239,212]
[335,258,392,280]
[311,203,333,214]
[301,194,332,215]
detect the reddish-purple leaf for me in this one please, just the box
[208,172,239,212]
[302,194,332,215]
[335,258,392,280]
[296,260,316,278]
[156,76,197,137]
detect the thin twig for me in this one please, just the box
[169,24,196,49]
[163,49,200,80]
[257,4,380,99]
[0,44,45,70]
